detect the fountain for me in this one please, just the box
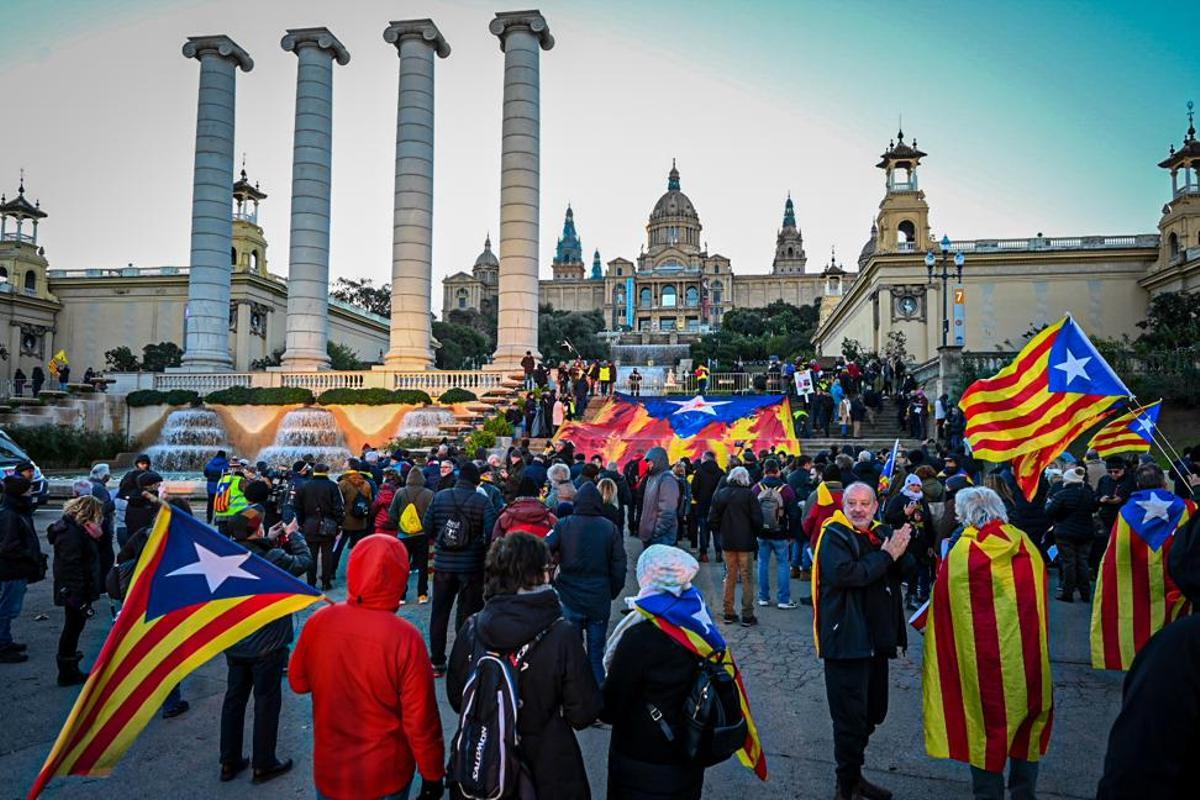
[256,408,351,468]
[145,409,232,472]
[395,407,456,440]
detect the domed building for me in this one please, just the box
[441,234,500,318]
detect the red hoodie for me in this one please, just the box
[289,535,444,798]
[491,496,557,539]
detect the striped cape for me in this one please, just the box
[1089,491,1194,671]
[811,510,887,658]
[923,519,1054,772]
[29,506,323,798]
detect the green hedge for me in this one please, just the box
[315,388,432,406]
[125,389,201,408]
[204,386,315,406]
[438,388,477,404]
[6,425,129,469]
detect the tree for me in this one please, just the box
[538,304,607,362]
[250,348,284,370]
[840,337,866,363]
[433,321,491,370]
[327,341,366,371]
[1136,290,1200,352]
[105,346,140,372]
[882,330,909,363]
[141,342,183,372]
[691,300,820,367]
[331,277,391,317]
[446,307,497,351]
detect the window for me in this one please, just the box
[686,317,699,332]
[250,250,260,271]
[0,266,7,282]
[456,289,469,309]
[711,280,723,304]
[24,270,36,294]
[617,267,623,276]
[614,287,625,306]
[661,285,677,308]
[661,317,677,331]
[1169,232,1180,259]
[231,247,238,266]
[637,316,651,331]
[685,286,699,307]
[639,287,652,308]
[898,220,916,244]
[787,246,793,258]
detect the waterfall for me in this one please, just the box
[145,409,231,472]
[395,407,456,440]
[256,408,351,468]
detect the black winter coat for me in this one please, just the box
[706,484,763,552]
[815,519,912,660]
[294,475,344,544]
[1045,483,1097,543]
[883,494,934,556]
[0,500,43,582]
[690,461,724,510]
[601,620,706,800]
[1097,472,1136,531]
[422,482,496,574]
[47,515,102,607]
[1004,470,1051,541]
[225,532,312,659]
[546,483,626,620]
[448,589,600,800]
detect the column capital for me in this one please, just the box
[383,19,450,58]
[489,10,554,52]
[182,35,253,71]
[281,27,351,65]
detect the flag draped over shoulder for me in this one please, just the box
[961,316,1130,499]
[1089,490,1193,671]
[633,589,768,780]
[29,506,323,798]
[923,519,1053,772]
[553,393,798,466]
[1087,401,1162,459]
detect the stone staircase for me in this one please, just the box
[441,371,527,439]
[801,403,922,454]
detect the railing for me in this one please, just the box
[153,372,258,392]
[48,265,190,279]
[279,371,367,391]
[947,234,1158,253]
[148,368,513,396]
[910,356,939,386]
[0,231,35,244]
[391,370,509,393]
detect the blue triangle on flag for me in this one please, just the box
[1047,317,1130,397]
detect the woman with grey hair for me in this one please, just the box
[954,486,1010,531]
[545,462,576,513]
[708,465,764,626]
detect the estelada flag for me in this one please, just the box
[28,505,323,798]
[1087,401,1162,459]
[923,519,1053,772]
[47,349,68,377]
[877,438,900,497]
[553,393,798,466]
[1010,400,1120,500]
[961,316,1129,478]
[1089,489,1194,671]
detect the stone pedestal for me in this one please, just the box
[383,19,450,370]
[490,10,553,369]
[937,344,964,400]
[180,36,252,372]
[280,28,350,371]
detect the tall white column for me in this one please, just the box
[382,19,449,369]
[490,11,553,369]
[180,35,252,372]
[280,27,350,371]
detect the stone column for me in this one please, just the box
[382,19,450,369]
[280,27,350,371]
[180,35,253,372]
[490,10,553,369]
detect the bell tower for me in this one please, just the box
[552,204,585,280]
[772,192,807,274]
[231,163,269,276]
[0,172,55,301]
[1156,101,1200,272]
[873,129,934,256]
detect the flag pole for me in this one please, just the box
[1127,394,1198,499]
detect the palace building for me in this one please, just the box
[442,161,850,345]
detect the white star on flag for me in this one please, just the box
[690,604,715,635]
[1135,492,1174,525]
[1136,415,1156,435]
[1053,350,1092,385]
[166,542,258,593]
[667,396,730,415]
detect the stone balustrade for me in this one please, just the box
[147,368,512,395]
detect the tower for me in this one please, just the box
[0,174,54,301]
[552,204,585,279]
[591,248,602,280]
[231,166,269,275]
[772,192,807,274]
[1156,101,1200,272]
[872,129,934,255]
[646,160,702,257]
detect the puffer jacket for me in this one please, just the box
[493,496,556,539]
[339,472,374,533]
[707,484,763,552]
[388,467,434,535]
[225,531,312,659]
[372,481,399,534]
[421,481,496,574]
[47,514,102,607]
[295,474,344,544]
[0,498,43,582]
[546,483,626,620]
[1045,482,1098,544]
[637,447,680,544]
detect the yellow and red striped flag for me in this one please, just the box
[961,316,1130,489]
[1087,401,1162,459]
[28,506,323,798]
[1089,490,1193,671]
[923,519,1054,772]
[1009,402,1121,500]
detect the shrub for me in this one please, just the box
[125,389,201,408]
[438,388,477,404]
[463,428,497,453]
[205,386,315,406]
[482,414,514,437]
[316,388,432,406]
[6,425,129,469]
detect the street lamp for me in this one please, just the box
[925,236,965,349]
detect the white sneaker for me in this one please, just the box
[757,599,770,607]
[777,602,798,610]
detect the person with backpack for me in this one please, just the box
[546,482,626,686]
[338,461,375,553]
[493,476,557,539]
[423,462,497,678]
[372,469,401,538]
[446,533,600,800]
[708,466,763,626]
[601,545,759,800]
[295,464,344,590]
[752,459,799,610]
[389,466,434,605]
[290,534,445,800]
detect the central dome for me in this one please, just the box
[649,162,699,222]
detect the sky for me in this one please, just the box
[3,0,1197,314]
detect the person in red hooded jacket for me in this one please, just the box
[289,534,445,800]
[491,476,557,540]
[372,469,401,536]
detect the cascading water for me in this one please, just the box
[256,408,351,468]
[145,409,232,472]
[395,407,456,440]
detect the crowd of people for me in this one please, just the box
[2,425,1199,798]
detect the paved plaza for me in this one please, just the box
[0,508,1123,799]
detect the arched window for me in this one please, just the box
[897,220,916,243]
[24,270,36,294]
[250,250,260,271]
[231,247,238,266]
[617,267,623,276]
[661,285,677,308]
[686,286,699,307]
[614,287,625,306]
[787,246,794,258]
[0,266,7,282]
[456,289,468,309]
[1169,232,1180,259]
[711,280,723,305]
[639,287,652,308]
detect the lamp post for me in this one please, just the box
[925,234,965,349]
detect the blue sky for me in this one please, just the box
[2,0,1195,310]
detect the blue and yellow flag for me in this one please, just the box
[29,506,322,797]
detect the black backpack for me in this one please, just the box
[349,491,371,519]
[649,651,748,767]
[436,495,473,551]
[448,619,558,799]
